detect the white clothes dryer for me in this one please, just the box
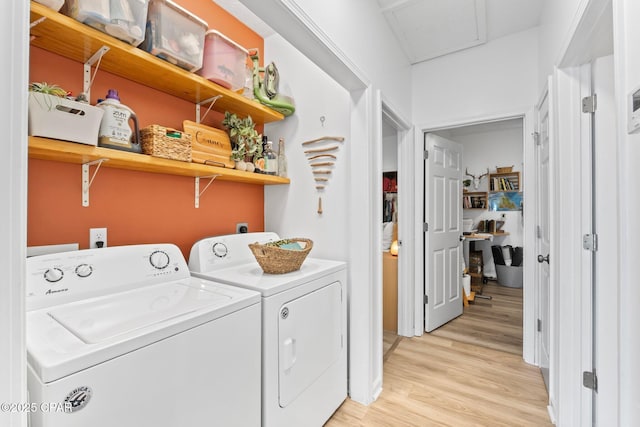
[189,232,347,427]
[26,244,261,427]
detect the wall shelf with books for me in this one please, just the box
[463,191,487,210]
[489,171,521,192]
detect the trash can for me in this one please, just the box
[492,245,523,288]
[495,264,523,288]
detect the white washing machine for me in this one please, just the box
[26,244,262,427]
[189,232,347,427]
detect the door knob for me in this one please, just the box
[537,254,550,264]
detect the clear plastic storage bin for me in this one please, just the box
[140,0,208,72]
[64,0,149,46]
[198,30,249,90]
[34,0,65,12]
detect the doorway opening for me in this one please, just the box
[382,115,400,358]
[421,116,529,356]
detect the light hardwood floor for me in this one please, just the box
[430,282,523,355]
[326,283,551,426]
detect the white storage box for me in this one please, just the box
[140,0,208,72]
[64,0,150,46]
[28,93,104,146]
[198,30,249,90]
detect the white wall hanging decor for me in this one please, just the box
[302,136,345,214]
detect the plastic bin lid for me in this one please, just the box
[205,29,249,54]
[162,0,209,28]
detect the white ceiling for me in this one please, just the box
[378,0,543,64]
[214,0,543,65]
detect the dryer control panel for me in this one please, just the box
[189,232,279,272]
[26,244,191,311]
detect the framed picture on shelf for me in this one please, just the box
[488,192,523,211]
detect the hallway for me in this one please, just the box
[327,283,549,426]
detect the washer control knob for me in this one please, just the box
[75,263,93,278]
[149,250,170,270]
[212,242,228,258]
[44,267,64,283]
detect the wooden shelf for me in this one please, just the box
[489,171,521,192]
[462,191,487,209]
[29,137,290,186]
[29,2,284,125]
[465,232,510,239]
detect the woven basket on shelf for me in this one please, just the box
[140,125,192,162]
[249,238,313,274]
[495,165,513,173]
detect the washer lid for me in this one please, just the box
[48,282,230,344]
[193,258,346,297]
[27,278,261,383]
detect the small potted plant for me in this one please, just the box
[222,111,263,172]
[29,82,69,110]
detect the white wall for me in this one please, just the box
[436,121,524,278]
[382,119,398,172]
[412,27,539,125]
[538,0,585,88]
[613,0,640,422]
[290,0,412,120]
[263,34,351,261]
[3,2,28,426]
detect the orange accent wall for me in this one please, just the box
[28,1,266,257]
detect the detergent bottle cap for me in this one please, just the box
[105,89,121,102]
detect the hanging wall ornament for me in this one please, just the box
[302,136,345,214]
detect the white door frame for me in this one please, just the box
[551,0,618,424]
[2,1,29,426]
[415,108,537,364]
[381,98,414,337]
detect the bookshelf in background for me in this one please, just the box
[489,171,521,192]
[463,191,487,210]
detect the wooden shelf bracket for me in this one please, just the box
[82,158,109,207]
[194,175,220,208]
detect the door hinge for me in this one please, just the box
[423,223,429,232]
[423,150,429,160]
[583,370,598,391]
[536,225,542,239]
[424,295,428,305]
[583,234,598,251]
[537,318,542,332]
[532,131,540,146]
[582,95,597,113]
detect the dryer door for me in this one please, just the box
[278,281,342,407]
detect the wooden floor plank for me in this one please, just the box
[326,282,551,426]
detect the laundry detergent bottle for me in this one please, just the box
[97,89,141,153]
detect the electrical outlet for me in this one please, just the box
[90,228,107,249]
[236,223,248,233]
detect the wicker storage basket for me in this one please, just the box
[141,125,192,162]
[496,165,513,173]
[249,238,313,274]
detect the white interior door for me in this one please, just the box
[536,89,551,390]
[424,134,463,332]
